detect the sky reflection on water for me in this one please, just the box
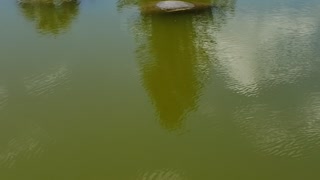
[0,0,320,179]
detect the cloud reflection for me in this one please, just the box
[213,4,320,158]
[214,6,319,97]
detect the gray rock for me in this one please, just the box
[141,1,213,14]
[156,1,195,12]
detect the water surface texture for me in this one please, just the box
[1,0,320,179]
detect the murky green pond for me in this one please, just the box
[0,0,320,179]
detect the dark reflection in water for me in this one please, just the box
[140,14,207,130]
[119,0,235,130]
[18,0,79,35]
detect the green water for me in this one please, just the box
[0,0,320,179]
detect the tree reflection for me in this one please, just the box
[141,14,207,130]
[119,0,235,130]
[18,0,79,35]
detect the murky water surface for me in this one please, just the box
[1,0,320,179]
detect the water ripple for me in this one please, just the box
[139,169,185,180]
[0,125,49,168]
[234,95,320,159]
[23,64,70,96]
[0,86,8,110]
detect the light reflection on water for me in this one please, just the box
[215,7,318,97]
[0,0,320,179]
[210,1,320,158]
